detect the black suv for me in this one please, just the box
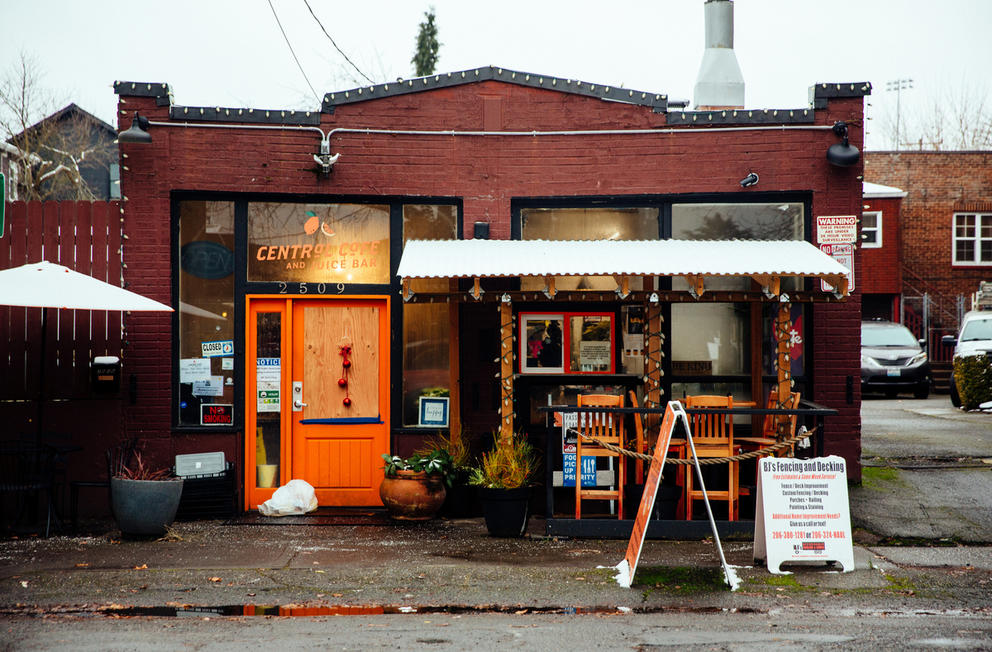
[861,321,932,399]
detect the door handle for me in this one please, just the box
[292,381,305,412]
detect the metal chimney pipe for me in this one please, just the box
[693,0,745,110]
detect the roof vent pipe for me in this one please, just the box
[693,0,745,110]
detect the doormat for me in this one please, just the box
[225,507,393,526]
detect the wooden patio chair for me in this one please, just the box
[575,393,626,520]
[738,390,802,457]
[683,395,739,521]
[627,391,647,484]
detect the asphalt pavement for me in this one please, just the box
[0,394,989,650]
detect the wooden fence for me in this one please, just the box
[1,201,123,400]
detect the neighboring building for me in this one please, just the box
[6,103,119,201]
[860,181,906,322]
[1,141,22,201]
[865,151,992,340]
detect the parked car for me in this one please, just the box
[861,321,931,399]
[942,310,992,407]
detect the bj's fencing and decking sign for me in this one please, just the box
[815,215,858,244]
[753,455,855,574]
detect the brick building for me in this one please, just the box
[112,68,869,519]
[865,151,992,337]
[859,181,906,322]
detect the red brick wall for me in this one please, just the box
[860,196,903,294]
[118,81,866,478]
[865,151,992,327]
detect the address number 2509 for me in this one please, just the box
[277,282,346,295]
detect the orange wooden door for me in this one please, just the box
[290,299,389,506]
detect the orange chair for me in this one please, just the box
[627,391,647,483]
[683,395,739,521]
[738,390,802,457]
[575,394,625,520]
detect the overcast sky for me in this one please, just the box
[2,0,990,150]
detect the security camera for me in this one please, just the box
[740,172,759,188]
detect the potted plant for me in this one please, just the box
[111,451,184,537]
[468,432,538,537]
[415,429,475,517]
[379,450,455,521]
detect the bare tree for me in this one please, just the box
[872,80,992,151]
[0,52,116,200]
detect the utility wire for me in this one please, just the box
[303,0,375,85]
[267,0,321,103]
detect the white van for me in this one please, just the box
[942,310,992,406]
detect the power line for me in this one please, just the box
[267,0,320,103]
[303,0,375,85]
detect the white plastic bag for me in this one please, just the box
[258,479,318,517]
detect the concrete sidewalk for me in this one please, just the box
[1,515,990,615]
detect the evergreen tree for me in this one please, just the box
[412,9,440,77]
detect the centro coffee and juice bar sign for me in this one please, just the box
[247,203,390,284]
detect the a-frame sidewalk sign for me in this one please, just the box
[614,400,738,590]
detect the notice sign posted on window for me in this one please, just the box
[418,397,449,427]
[201,403,234,426]
[815,215,858,244]
[753,455,855,574]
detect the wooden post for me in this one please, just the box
[499,299,514,440]
[448,279,461,437]
[645,301,663,432]
[775,301,793,440]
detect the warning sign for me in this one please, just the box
[815,215,858,244]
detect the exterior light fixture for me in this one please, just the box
[117,112,152,144]
[739,172,759,188]
[826,121,860,167]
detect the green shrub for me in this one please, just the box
[953,353,992,409]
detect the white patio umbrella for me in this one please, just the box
[0,260,173,439]
[0,260,173,311]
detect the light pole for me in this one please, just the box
[886,78,913,151]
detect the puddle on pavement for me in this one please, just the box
[90,604,748,618]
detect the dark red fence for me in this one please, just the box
[1,201,123,400]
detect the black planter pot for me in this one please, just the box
[479,486,530,537]
[111,477,184,537]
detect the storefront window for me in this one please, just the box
[402,204,458,426]
[520,207,658,291]
[178,201,236,427]
[671,303,750,376]
[671,202,804,392]
[247,202,390,284]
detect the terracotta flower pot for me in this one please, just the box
[379,470,446,521]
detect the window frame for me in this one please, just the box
[861,210,882,248]
[518,311,616,375]
[952,212,992,266]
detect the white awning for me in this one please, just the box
[397,239,850,287]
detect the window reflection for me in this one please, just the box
[402,205,457,426]
[178,201,235,426]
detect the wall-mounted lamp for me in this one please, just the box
[739,172,759,188]
[116,112,340,176]
[826,121,860,167]
[117,112,152,144]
